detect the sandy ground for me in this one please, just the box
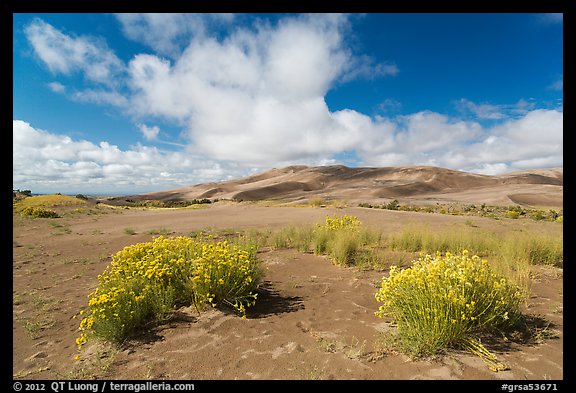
[12,203,563,380]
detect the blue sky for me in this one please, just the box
[13,13,563,195]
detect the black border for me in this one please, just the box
[7,1,572,390]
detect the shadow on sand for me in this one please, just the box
[248,280,305,318]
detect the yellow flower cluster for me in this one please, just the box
[318,214,361,231]
[103,236,200,284]
[76,236,261,351]
[192,241,259,311]
[374,250,524,358]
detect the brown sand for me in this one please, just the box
[113,165,563,209]
[13,203,563,380]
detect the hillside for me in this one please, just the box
[107,165,563,208]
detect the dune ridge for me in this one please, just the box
[114,165,563,208]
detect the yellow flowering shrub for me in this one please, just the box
[375,250,525,370]
[319,214,361,231]
[77,236,261,349]
[191,241,260,313]
[312,214,378,266]
[19,206,60,218]
[313,214,360,260]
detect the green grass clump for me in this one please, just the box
[375,250,526,370]
[271,226,314,253]
[311,214,380,266]
[386,225,496,255]
[385,224,563,267]
[308,197,327,207]
[499,232,563,268]
[76,236,261,348]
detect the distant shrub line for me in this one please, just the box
[358,201,563,222]
[126,199,214,208]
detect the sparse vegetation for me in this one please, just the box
[308,197,327,207]
[385,224,563,268]
[268,216,378,263]
[129,199,213,208]
[358,201,563,222]
[19,291,60,339]
[48,221,72,234]
[245,215,562,270]
[146,228,171,236]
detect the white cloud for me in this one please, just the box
[455,109,563,172]
[511,99,537,115]
[341,56,399,82]
[25,18,124,85]
[12,120,245,194]
[47,81,66,93]
[123,14,398,166]
[496,109,562,144]
[137,124,160,140]
[341,108,562,174]
[72,89,129,107]
[455,98,541,120]
[472,163,511,176]
[548,78,563,91]
[23,14,400,169]
[456,98,505,120]
[376,98,402,114]
[115,13,236,57]
[395,111,482,153]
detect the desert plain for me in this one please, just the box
[12,165,564,381]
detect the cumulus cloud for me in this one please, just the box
[376,98,402,114]
[12,120,242,194]
[124,13,394,166]
[14,105,562,193]
[137,124,160,140]
[451,109,563,173]
[344,108,563,174]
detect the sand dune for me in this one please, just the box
[113,165,563,208]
